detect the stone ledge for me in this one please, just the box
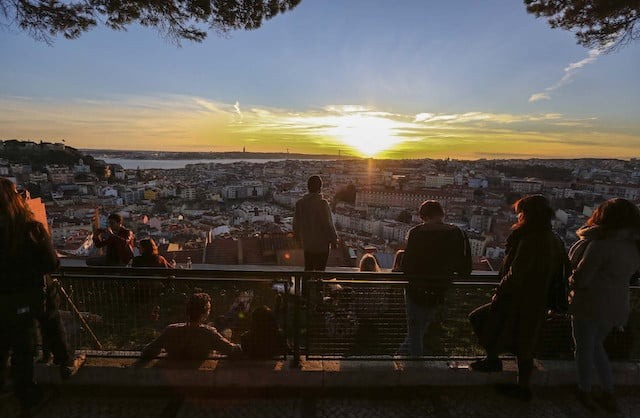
[33,357,640,390]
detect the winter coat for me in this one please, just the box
[569,225,640,326]
[470,225,567,358]
[0,221,59,318]
[401,222,472,305]
[293,193,338,253]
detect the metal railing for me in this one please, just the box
[52,266,640,365]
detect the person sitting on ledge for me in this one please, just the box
[241,305,288,359]
[132,238,172,268]
[141,292,241,360]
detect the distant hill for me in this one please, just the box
[1,139,105,175]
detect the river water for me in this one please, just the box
[102,158,289,170]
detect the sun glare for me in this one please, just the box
[321,114,405,157]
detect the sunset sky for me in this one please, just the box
[1,1,639,159]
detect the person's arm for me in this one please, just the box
[93,229,107,247]
[494,239,535,299]
[292,201,301,241]
[400,229,418,274]
[30,222,60,274]
[570,241,604,290]
[458,230,472,279]
[324,200,338,247]
[159,256,173,269]
[207,327,242,357]
[140,328,169,359]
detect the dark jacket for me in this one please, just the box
[401,222,472,305]
[132,254,172,268]
[293,193,338,253]
[569,225,640,326]
[241,329,288,359]
[93,226,134,265]
[0,221,59,317]
[480,226,567,358]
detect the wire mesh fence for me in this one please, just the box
[52,268,640,362]
[54,271,291,357]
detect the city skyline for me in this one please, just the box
[1,1,639,159]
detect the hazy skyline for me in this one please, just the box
[1,1,639,159]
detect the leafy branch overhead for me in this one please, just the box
[525,0,640,50]
[0,0,301,44]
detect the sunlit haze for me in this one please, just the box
[1,1,639,159]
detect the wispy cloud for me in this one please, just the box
[529,46,609,103]
[233,101,243,122]
[0,94,637,158]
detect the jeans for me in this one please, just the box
[572,318,614,392]
[398,290,439,356]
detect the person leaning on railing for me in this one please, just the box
[468,195,570,402]
[140,292,241,361]
[397,200,472,357]
[568,198,640,413]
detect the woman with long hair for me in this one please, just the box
[132,238,172,268]
[468,195,569,401]
[569,198,640,412]
[0,178,59,412]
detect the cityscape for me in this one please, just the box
[4,139,639,271]
[2,0,640,416]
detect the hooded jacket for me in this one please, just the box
[569,225,640,326]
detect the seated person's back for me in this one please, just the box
[141,292,240,360]
[241,305,287,359]
[132,238,172,268]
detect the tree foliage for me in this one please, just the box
[0,0,301,44]
[525,0,640,49]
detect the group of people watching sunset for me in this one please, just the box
[293,175,640,412]
[1,173,639,415]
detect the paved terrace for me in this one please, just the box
[1,358,640,417]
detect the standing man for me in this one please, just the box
[293,175,338,271]
[398,200,471,356]
[87,213,135,266]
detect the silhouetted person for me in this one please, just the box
[293,175,338,271]
[132,238,172,268]
[469,195,568,401]
[141,293,241,360]
[241,305,288,359]
[87,213,134,266]
[358,253,380,272]
[569,198,640,412]
[398,200,471,357]
[0,178,59,413]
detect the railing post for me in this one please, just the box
[291,273,302,368]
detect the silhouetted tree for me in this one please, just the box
[525,0,640,49]
[0,0,301,45]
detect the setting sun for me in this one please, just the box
[321,114,406,157]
